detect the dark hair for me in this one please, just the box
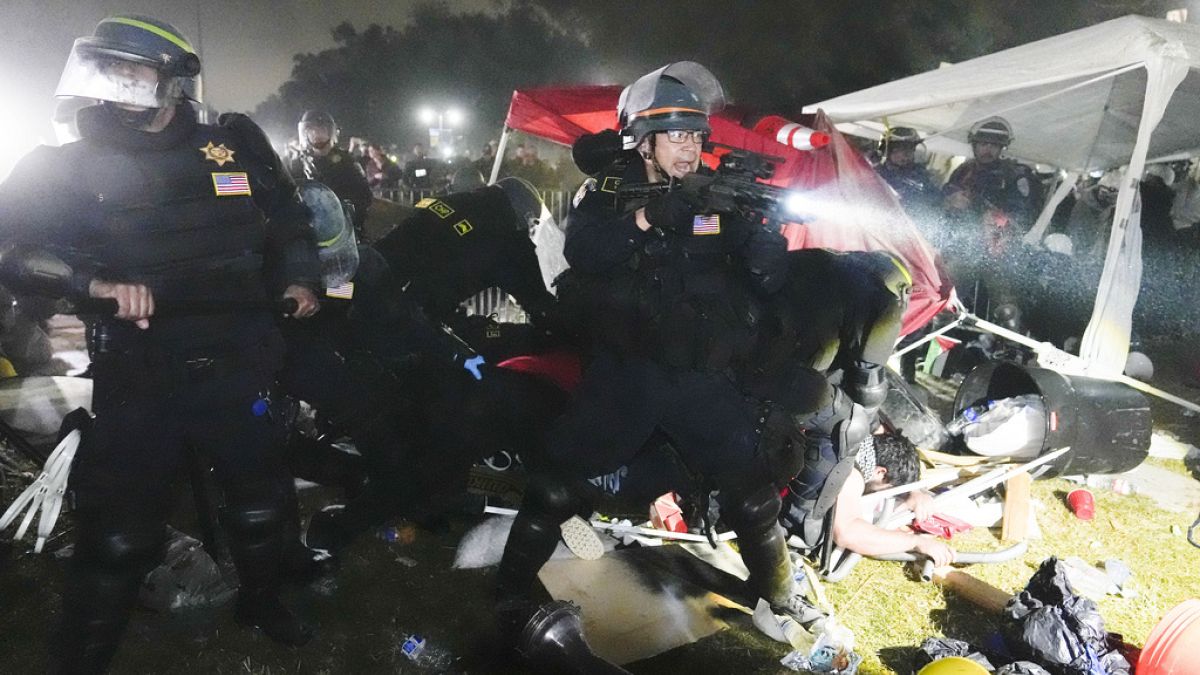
[873,431,918,487]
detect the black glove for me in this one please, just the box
[642,188,701,233]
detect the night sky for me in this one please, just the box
[0,0,488,170]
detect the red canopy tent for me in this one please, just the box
[497,86,949,335]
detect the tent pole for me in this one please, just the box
[489,126,511,185]
[922,63,1142,144]
[1081,54,1189,374]
[1024,170,1079,245]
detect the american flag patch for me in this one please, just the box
[692,214,720,235]
[325,281,355,300]
[211,172,251,196]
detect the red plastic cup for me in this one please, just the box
[1067,488,1095,520]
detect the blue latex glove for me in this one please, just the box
[463,355,486,381]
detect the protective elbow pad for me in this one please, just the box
[845,361,887,413]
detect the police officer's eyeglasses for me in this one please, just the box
[664,130,708,145]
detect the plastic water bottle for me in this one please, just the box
[946,401,992,435]
[401,635,427,662]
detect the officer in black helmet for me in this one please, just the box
[301,177,567,557]
[286,110,374,236]
[943,116,1040,232]
[0,14,321,670]
[373,176,560,331]
[875,126,939,215]
[493,63,817,660]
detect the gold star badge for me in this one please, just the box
[199,141,236,167]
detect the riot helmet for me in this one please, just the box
[299,110,338,153]
[878,126,922,156]
[55,15,200,110]
[618,62,725,150]
[298,181,360,287]
[496,176,553,232]
[967,116,1013,147]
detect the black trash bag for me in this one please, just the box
[996,663,1052,675]
[1002,557,1131,675]
[139,526,235,613]
[914,637,995,672]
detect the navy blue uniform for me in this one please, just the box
[496,159,813,623]
[0,102,320,667]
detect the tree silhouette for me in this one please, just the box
[253,2,594,149]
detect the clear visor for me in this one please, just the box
[534,203,556,232]
[54,41,165,109]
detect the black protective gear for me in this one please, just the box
[52,518,165,674]
[563,160,783,370]
[572,129,631,176]
[56,15,201,111]
[220,498,313,645]
[968,116,1014,146]
[496,176,545,231]
[642,188,701,233]
[844,361,888,414]
[619,63,723,150]
[78,15,200,77]
[718,484,801,610]
[496,476,590,606]
[298,110,338,149]
[374,185,558,327]
[235,590,313,646]
[878,126,922,156]
[0,246,87,299]
[219,495,285,590]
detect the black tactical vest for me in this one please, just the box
[64,108,276,353]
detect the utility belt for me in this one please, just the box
[89,320,284,386]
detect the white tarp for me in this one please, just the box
[804,15,1200,375]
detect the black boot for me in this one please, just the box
[722,485,825,627]
[222,500,313,645]
[495,476,588,646]
[235,589,313,646]
[50,523,164,675]
[50,568,143,675]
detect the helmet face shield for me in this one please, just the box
[55,40,167,108]
[298,111,338,151]
[619,62,724,149]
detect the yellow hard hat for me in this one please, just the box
[917,656,990,675]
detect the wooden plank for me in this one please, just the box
[930,567,1013,614]
[1001,471,1032,542]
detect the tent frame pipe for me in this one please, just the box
[960,309,1200,414]
[489,126,511,185]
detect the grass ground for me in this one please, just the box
[826,457,1199,674]
[1,326,1198,673]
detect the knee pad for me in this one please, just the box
[220,499,285,537]
[523,475,589,523]
[75,527,165,575]
[720,483,782,535]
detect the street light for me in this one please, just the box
[416,106,465,155]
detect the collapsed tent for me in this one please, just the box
[804,14,1200,376]
[497,86,949,335]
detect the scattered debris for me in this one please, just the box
[779,616,860,673]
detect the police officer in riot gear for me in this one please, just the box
[943,116,1040,232]
[493,63,819,654]
[301,178,567,557]
[0,15,321,670]
[875,127,939,216]
[373,176,560,333]
[286,110,374,236]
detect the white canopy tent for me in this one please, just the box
[804,15,1200,385]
